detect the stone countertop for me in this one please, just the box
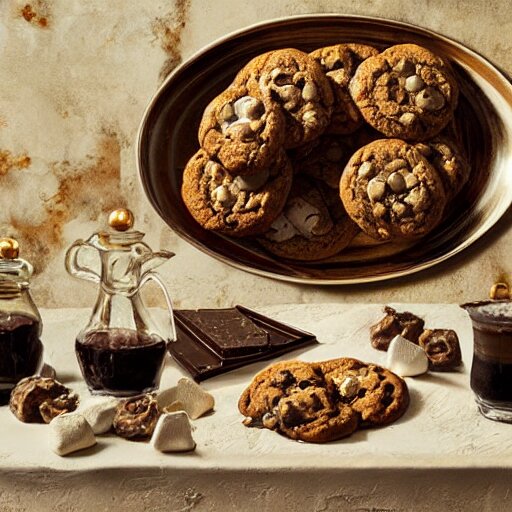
[2,304,512,511]
[0,1,511,310]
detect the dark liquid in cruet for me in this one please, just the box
[75,328,167,396]
[0,313,43,405]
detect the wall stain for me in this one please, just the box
[4,134,125,275]
[0,150,31,176]
[20,2,50,28]
[151,0,191,81]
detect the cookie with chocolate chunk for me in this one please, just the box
[234,48,334,148]
[259,178,358,261]
[415,138,470,200]
[238,360,325,426]
[181,149,292,237]
[340,138,447,241]
[310,43,380,134]
[276,387,358,443]
[198,85,286,175]
[370,306,425,351]
[349,44,459,140]
[320,357,409,427]
[418,329,462,371]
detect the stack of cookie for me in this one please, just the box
[239,358,409,443]
[181,43,468,261]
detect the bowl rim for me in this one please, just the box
[136,13,512,285]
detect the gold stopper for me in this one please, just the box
[108,208,134,232]
[0,238,19,259]
[490,282,510,300]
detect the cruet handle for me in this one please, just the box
[140,271,176,342]
[64,240,101,283]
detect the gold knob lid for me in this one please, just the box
[0,238,19,259]
[108,208,134,232]
[490,282,510,300]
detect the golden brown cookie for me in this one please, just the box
[349,44,459,140]
[310,43,380,134]
[234,48,334,148]
[276,387,358,443]
[238,360,325,423]
[259,178,358,261]
[340,138,447,241]
[370,306,425,351]
[239,357,409,442]
[198,84,286,175]
[415,137,470,200]
[320,357,410,427]
[181,149,292,237]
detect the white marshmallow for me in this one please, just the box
[78,397,119,435]
[49,413,96,456]
[386,335,429,377]
[151,412,196,453]
[157,378,215,420]
[265,215,298,242]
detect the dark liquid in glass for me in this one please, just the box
[470,325,512,402]
[76,328,167,396]
[0,313,43,405]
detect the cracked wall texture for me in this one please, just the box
[0,0,511,308]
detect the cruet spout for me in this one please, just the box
[140,250,175,277]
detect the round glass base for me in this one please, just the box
[475,395,512,423]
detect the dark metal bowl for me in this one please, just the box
[137,14,512,284]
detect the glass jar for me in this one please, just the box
[0,238,43,404]
[65,209,175,396]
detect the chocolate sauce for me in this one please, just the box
[0,313,43,405]
[76,328,166,396]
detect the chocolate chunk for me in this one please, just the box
[370,306,425,351]
[418,329,462,371]
[168,305,318,381]
[176,307,269,358]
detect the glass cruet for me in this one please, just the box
[0,237,43,405]
[65,208,176,397]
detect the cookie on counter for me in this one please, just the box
[320,357,410,427]
[340,138,447,241]
[310,43,380,134]
[259,178,359,261]
[238,360,326,425]
[234,48,334,148]
[198,85,286,175]
[415,137,470,200]
[349,43,459,140]
[370,306,425,351]
[239,360,358,443]
[181,149,292,237]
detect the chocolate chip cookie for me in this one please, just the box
[320,357,410,427]
[415,137,470,200]
[234,48,334,148]
[198,85,286,175]
[181,149,292,237]
[418,329,462,371]
[259,178,358,261]
[310,43,380,134]
[239,357,409,443]
[349,44,459,140]
[340,138,447,240]
[238,360,326,424]
[370,306,425,351]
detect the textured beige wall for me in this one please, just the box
[0,0,511,308]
